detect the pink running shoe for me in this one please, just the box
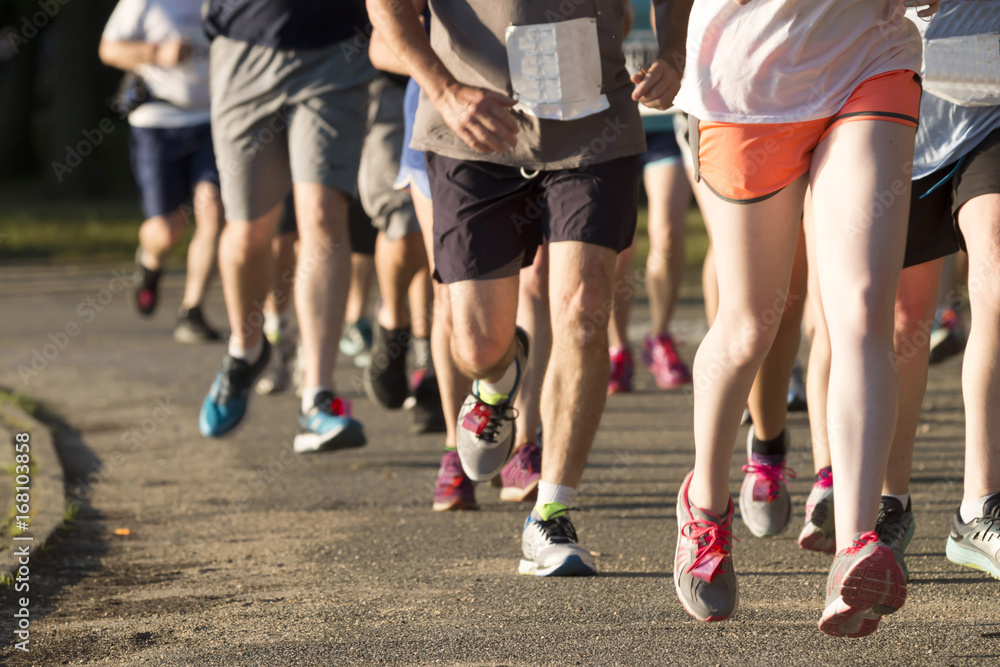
[819,531,906,638]
[608,346,634,395]
[432,451,477,512]
[500,442,541,502]
[642,334,692,390]
[799,468,836,553]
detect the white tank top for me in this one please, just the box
[674,0,922,124]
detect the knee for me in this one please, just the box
[222,221,272,261]
[552,279,613,349]
[451,330,513,377]
[829,287,895,348]
[709,313,778,369]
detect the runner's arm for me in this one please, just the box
[632,0,694,110]
[99,39,190,70]
[366,0,518,154]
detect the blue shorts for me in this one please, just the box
[639,130,682,171]
[128,123,220,219]
[393,78,431,201]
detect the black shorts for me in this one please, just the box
[426,152,640,284]
[903,127,1000,267]
[129,123,219,219]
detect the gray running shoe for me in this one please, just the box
[739,430,794,537]
[455,327,529,482]
[798,468,836,553]
[819,531,906,638]
[875,496,915,580]
[518,503,596,577]
[674,471,738,622]
[255,332,296,396]
[946,496,1000,579]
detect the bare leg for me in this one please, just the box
[646,164,691,335]
[608,238,636,349]
[292,182,352,391]
[688,176,808,514]
[803,192,832,472]
[182,181,224,309]
[219,204,283,351]
[514,244,551,450]
[811,121,914,551]
[138,211,185,270]
[747,225,807,440]
[409,259,432,340]
[375,231,427,330]
[882,258,942,495]
[957,194,1000,501]
[344,253,375,325]
[263,231,298,321]
[541,241,619,488]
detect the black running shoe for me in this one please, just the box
[175,306,223,343]
[875,496,915,580]
[407,372,446,434]
[363,323,410,409]
[133,252,161,317]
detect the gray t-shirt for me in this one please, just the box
[411,0,646,170]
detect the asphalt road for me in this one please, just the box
[0,263,997,666]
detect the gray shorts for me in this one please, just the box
[358,75,420,241]
[210,35,374,222]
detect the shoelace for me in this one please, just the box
[217,358,250,405]
[680,518,738,575]
[844,530,879,555]
[741,460,797,501]
[537,513,579,544]
[876,505,909,545]
[478,405,518,443]
[815,468,833,489]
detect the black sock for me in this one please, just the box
[751,430,787,458]
[817,465,832,481]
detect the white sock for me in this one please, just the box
[228,336,263,363]
[263,311,282,338]
[960,494,993,523]
[477,360,519,403]
[536,481,577,510]
[883,493,910,509]
[301,386,331,413]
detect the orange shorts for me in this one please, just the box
[692,70,922,203]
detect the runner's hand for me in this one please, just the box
[631,58,681,111]
[154,39,192,67]
[437,84,519,154]
[908,0,941,18]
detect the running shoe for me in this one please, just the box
[607,345,634,395]
[432,450,477,511]
[518,503,596,576]
[255,332,296,396]
[945,494,1000,579]
[174,306,222,344]
[132,248,161,317]
[798,468,836,553]
[340,317,373,367]
[642,333,692,390]
[875,496,915,580]
[294,390,367,454]
[364,323,410,410]
[674,471,739,622]
[199,339,271,437]
[787,361,808,412]
[819,531,907,638]
[739,431,795,538]
[500,442,542,502]
[455,327,529,482]
[929,308,966,364]
[406,371,446,434]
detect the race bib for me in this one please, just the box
[505,17,609,121]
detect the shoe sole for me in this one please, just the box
[672,572,739,622]
[294,423,367,454]
[818,546,906,638]
[175,328,220,345]
[432,498,479,512]
[499,479,540,502]
[518,555,596,577]
[798,525,836,553]
[607,383,632,395]
[946,536,1000,579]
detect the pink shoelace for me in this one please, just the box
[680,516,738,581]
[844,530,879,555]
[741,460,797,502]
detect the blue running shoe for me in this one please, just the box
[199,339,271,437]
[518,503,596,577]
[293,390,367,454]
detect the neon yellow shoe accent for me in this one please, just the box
[534,502,569,522]
[474,380,509,407]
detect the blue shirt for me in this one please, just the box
[204,0,367,50]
